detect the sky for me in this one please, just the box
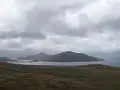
[0,0,120,58]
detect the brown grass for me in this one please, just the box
[1,63,120,90]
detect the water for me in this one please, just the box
[8,60,105,66]
[7,59,120,66]
[104,59,120,67]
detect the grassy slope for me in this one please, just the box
[1,63,120,90]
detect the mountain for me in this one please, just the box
[19,52,47,60]
[0,57,12,62]
[19,51,103,62]
[45,51,103,62]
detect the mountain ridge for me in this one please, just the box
[19,51,104,62]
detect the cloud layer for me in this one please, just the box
[0,0,120,58]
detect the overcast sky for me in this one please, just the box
[0,0,120,58]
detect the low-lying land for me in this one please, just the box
[1,62,120,90]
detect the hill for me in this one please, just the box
[1,62,120,90]
[0,57,11,62]
[19,51,103,62]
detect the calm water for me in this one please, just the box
[8,60,111,66]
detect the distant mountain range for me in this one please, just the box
[19,51,104,62]
[0,57,12,62]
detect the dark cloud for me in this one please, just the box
[0,30,45,39]
[0,48,36,58]
[25,6,55,31]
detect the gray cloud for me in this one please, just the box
[6,41,22,48]
[0,0,120,59]
[0,48,36,58]
[25,6,55,30]
[97,18,120,31]
[0,30,45,39]
[47,20,88,37]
